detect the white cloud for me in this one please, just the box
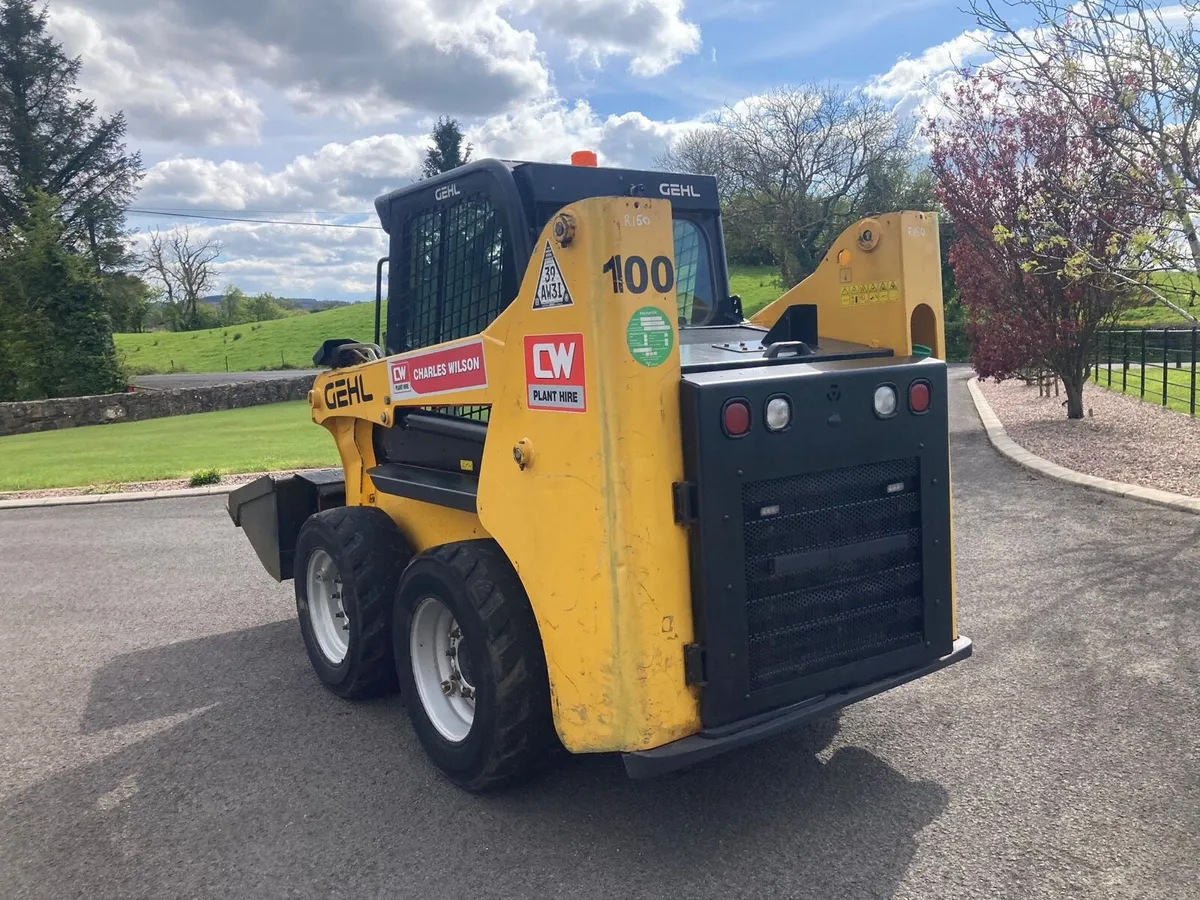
[56,0,703,147]
[867,28,993,124]
[130,99,699,298]
[139,98,696,212]
[470,97,697,164]
[137,133,429,214]
[131,219,387,300]
[48,6,263,145]
[522,0,702,76]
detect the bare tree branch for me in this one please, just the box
[140,227,222,330]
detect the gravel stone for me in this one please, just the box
[977,377,1200,497]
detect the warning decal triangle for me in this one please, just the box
[532,241,573,309]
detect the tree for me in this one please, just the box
[244,291,292,323]
[0,191,124,399]
[663,85,920,285]
[219,285,246,327]
[421,117,472,179]
[971,0,1200,320]
[928,70,1161,418]
[0,0,143,271]
[101,272,152,333]
[142,228,222,331]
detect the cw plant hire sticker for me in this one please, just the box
[524,333,586,412]
[532,241,573,310]
[390,339,487,401]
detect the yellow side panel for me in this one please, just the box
[474,198,701,753]
[751,211,946,359]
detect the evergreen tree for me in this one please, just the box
[0,192,125,399]
[421,117,472,178]
[0,0,143,271]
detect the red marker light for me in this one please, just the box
[571,150,598,167]
[723,399,751,437]
[909,381,931,414]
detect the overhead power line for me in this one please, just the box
[132,206,367,216]
[123,208,380,230]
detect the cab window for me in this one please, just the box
[674,218,714,325]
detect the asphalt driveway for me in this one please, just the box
[1,368,1196,900]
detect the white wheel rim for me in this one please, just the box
[306,548,349,665]
[410,597,475,743]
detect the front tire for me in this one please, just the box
[394,541,554,791]
[294,506,412,699]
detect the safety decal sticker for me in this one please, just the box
[390,339,487,401]
[625,306,674,367]
[532,241,573,310]
[840,279,899,307]
[524,333,586,412]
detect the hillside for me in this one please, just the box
[115,266,788,374]
[115,303,377,374]
[112,264,1197,375]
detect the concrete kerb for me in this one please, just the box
[966,375,1200,516]
[0,482,237,511]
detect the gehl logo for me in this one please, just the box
[659,183,699,198]
[324,374,374,409]
[434,184,460,201]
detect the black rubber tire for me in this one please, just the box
[393,541,555,792]
[294,506,412,699]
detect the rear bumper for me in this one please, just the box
[622,636,972,779]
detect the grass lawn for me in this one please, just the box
[1094,363,1199,417]
[0,401,338,491]
[730,265,784,316]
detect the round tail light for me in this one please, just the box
[723,399,751,436]
[909,381,931,414]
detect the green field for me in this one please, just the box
[1117,271,1200,326]
[729,265,785,316]
[0,401,337,491]
[114,303,375,374]
[1094,363,1199,416]
[110,261,1195,376]
[115,265,790,375]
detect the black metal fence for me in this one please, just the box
[1093,326,1199,416]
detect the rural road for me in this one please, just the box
[132,370,321,389]
[1,369,1197,900]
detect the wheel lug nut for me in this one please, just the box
[441,680,454,696]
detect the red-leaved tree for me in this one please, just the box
[928,70,1161,418]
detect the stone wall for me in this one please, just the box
[0,375,315,437]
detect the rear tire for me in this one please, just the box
[394,541,554,791]
[295,506,412,699]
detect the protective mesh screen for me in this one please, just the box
[397,193,510,352]
[394,192,511,421]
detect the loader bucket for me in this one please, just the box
[227,469,345,582]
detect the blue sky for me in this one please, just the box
[48,0,994,302]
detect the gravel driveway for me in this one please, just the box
[978,376,1200,497]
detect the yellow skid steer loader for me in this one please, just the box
[229,153,971,791]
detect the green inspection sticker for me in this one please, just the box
[625,306,675,367]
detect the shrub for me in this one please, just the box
[232,332,242,341]
[189,469,222,487]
